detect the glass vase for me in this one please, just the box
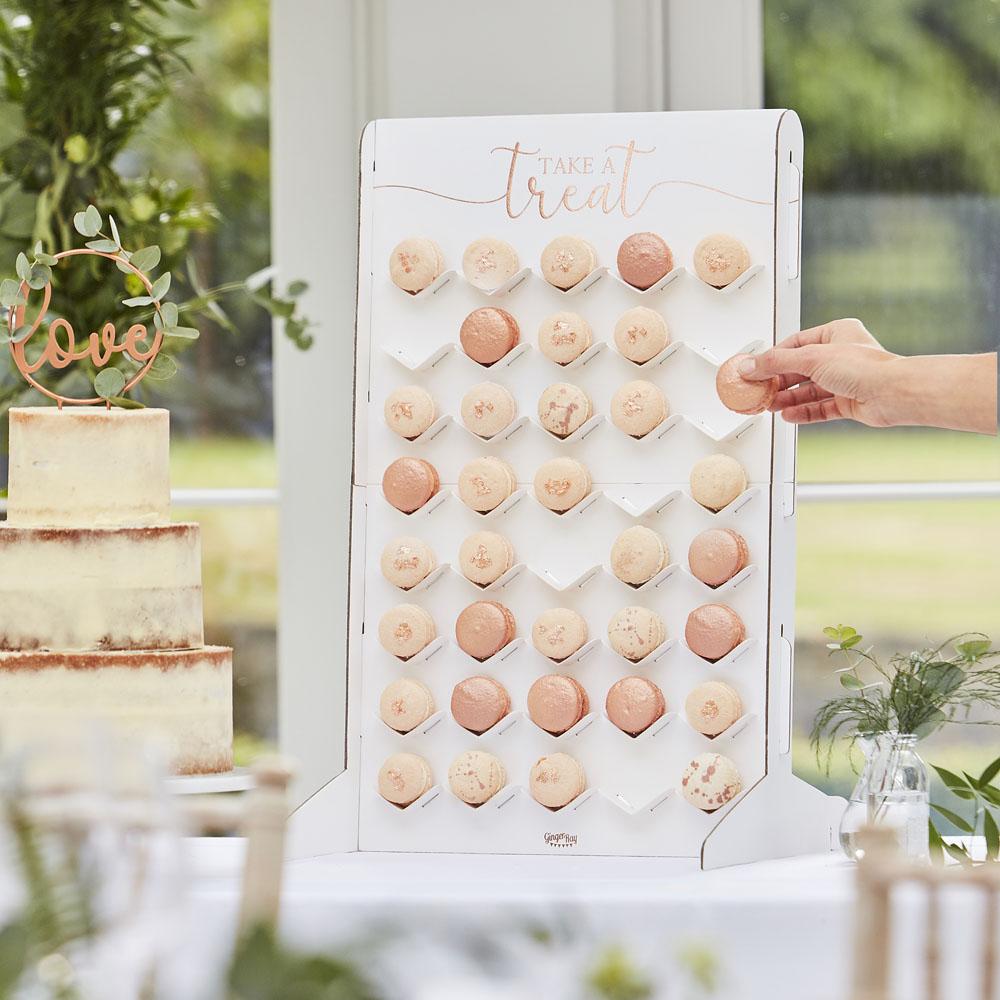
[839,732,930,863]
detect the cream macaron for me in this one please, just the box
[537,382,592,438]
[379,678,435,733]
[378,604,436,660]
[607,606,666,662]
[384,385,436,439]
[378,752,434,806]
[689,454,747,512]
[537,311,593,365]
[380,536,437,590]
[389,238,444,294]
[680,752,742,811]
[692,234,751,288]
[462,237,520,291]
[613,307,670,364]
[529,752,587,809]
[458,456,518,513]
[458,530,515,586]
[540,236,597,290]
[448,750,507,805]
[610,380,669,437]
[685,681,743,737]
[532,608,589,662]
[461,382,518,439]
[533,457,592,513]
[610,525,668,586]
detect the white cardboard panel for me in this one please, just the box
[299,109,844,861]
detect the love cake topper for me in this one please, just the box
[1,205,199,407]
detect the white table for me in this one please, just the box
[179,843,858,1000]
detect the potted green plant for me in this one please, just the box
[811,626,1000,862]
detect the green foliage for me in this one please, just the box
[228,924,377,1000]
[586,945,654,1000]
[927,752,1000,865]
[0,0,311,414]
[811,627,1000,769]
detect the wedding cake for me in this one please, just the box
[0,406,233,774]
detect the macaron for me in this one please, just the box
[533,457,592,513]
[613,307,670,364]
[537,383,592,438]
[684,604,746,661]
[607,606,666,661]
[458,530,515,586]
[617,232,674,290]
[693,234,751,288]
[537,311,593,365]
[448,750,507,805]
[540,236,597,290]
[610,380,668,437]
[384,385,436,439]
[389,238,444,294]
[688,528,749,587]
[380,536,437,590]
[378,752,434,806]
[382,457,440,514]
[689,454,747,512]
[531,608,589,662]
[378,678,436,733]
[610,525,668,586]
[451,675,511,733]
[526,675,589,735]
[458,456,518,513]
[530,752,587,809]
[378,604,437,660]
[605,676,666,736]
[680,752,742,811]
[459,306,520,365]
[461,382,518,439]
[685,681,743,737]
[455,601,516,661]
[716,354,780,414]
[462,237,520,291]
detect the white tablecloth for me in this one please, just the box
[178,843,857,1000]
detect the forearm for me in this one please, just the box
[888,353,998,434]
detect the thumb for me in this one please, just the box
[738,346,820,381]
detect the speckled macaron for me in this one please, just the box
[684,604,746,662]
[384,385,436,439]
[382,457,440,514]
[378,604,437,660]
[380,536,437,590]
[605,676,666,736]
[540,236,598,290]
[685,681,743,737]
[461,382,518,439]
[448,750,507,805]
[451,675,511,734]
[462,237,520,291]
[693,234,751,288]
[527,675,589,735]
[610,525,669,586]
[610,380,668,437]
[459,307,521,365]
[607,606,666,661]
[389,238,444,294]
[533,457,592,513]
[532,608,589,662]
[537,311,593,365]
[458,531,515,586]
[530,752,587,809]
[378,678,436,733]
[458,456,517,513]
[613,307,670,364]
[716,354,779,414]
[378,752,434,806]
[680,752,742,811]
[689,454,747,511]
[617,232,674,290]
[688,528,749,587]
[537,383,592,438]
[455,601,516,661]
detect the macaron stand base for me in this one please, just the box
[285,109,845,868]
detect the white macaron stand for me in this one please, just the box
[287,109,844,869]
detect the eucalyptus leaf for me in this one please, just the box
[130,245,161,272]
[108,214,121,246]
[161,301,178,327]
[0,328,10,344]
[0,278,22,308]
[839,674,863,690]
[15,251,29,280]
[165,325,199,340]
[94,368,126,399]
[108,396,145,410]
[150,272,171,299]
[86,238,120,253]
[956,638,991,660]
[84,203,102,236]
[35,252,58,266]
[122,295,154,307]
[144,353,177,380]
[26,264,50,289]
[287,279,308,297]
[33,240,42,257]
[72,210,91,236]
[11,324,33,343]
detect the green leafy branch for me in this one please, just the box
[928,754,1000,866]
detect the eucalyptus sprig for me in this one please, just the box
[810,627,1000,772]
[0,240,54,344]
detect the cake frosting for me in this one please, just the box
[0,406,232,774]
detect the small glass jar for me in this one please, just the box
[839,731,929,863]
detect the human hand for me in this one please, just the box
[738,318,998,434]
[737,318,904,427]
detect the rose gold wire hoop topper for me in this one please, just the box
[7,247,164,407]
